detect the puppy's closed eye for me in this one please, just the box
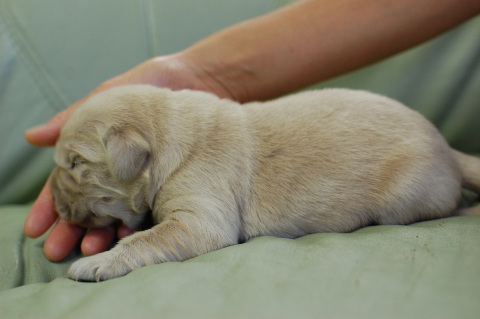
[70,157,79,170]
[101,197,113,203]
[69,153,88,170]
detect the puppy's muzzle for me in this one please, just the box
[50,167,117,228]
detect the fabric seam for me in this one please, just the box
[0,0,69,112]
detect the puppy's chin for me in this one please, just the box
[68,215,118,229]
[119,211,150,230]
[93,219,118,229]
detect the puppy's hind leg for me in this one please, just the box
[454,205,480,216]
[451,150,480,217]
[454,150,480,194]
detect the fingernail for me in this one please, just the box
[25,124,45,135]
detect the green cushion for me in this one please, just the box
[1,205,479,318]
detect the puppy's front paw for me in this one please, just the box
[68,249,133,282]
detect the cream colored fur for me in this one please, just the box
[49,85,480,281]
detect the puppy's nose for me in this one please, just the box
[73,213,116,229]
[49,169,60,194]
[73,214,96,228]
[52,198,73,221]
[50,179,70,219]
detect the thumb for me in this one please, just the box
[25,108,72,147]
[25,80,123,147]
[25,92,94,147]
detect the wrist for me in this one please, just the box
[175,48,254,103]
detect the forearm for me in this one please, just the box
[179,0,480,102]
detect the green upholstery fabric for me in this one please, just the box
[1,205,479,318]
[1,1,479,318]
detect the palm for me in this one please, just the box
[24,54,232,262]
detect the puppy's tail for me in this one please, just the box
[453,150,480,216]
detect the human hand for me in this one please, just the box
[24,53,234,262]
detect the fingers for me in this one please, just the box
[24,179,58,238]
[24,82,110,147]
[25,179,84,262]
[117,224,135,239]
[81,226,117,256]
[44,221,117,261]
[25,174,135,261]
[24,62,169,261]
[44,219,85,262]
[25,178,117,261]
[24,72,148,262]
[25,98,87,147]
[78,224,138,257]
[24,56,199,147]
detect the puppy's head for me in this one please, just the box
[50,88,154,229]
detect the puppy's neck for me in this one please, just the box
[146,90,244,207]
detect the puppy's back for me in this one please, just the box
[239,89,461,238]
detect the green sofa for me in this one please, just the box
[1,1,479,318]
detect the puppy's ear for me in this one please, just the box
[104,125,150,182]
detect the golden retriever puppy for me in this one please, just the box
[49,85,480,281]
